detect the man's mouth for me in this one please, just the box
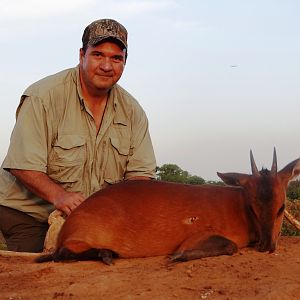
[97,73,113,78]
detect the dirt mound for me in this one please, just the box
[0,236,299,299]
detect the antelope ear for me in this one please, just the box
[278,158,300,185]
[217,172,250,187]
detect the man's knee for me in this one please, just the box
[0,205,48,253]
[5,226,48,252]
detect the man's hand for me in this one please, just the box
[52,190,85,215]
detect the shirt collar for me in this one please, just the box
[110,85,129,125]
[74,65,85,110]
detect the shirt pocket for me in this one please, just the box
[48,135,86,188]
[103,137,130,184]
[110,137,130,156]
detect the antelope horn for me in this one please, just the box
[250,150,259,176]
[271,147,277,175]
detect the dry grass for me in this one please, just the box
[0,231,7,250]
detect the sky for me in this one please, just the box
[0,0,300,181]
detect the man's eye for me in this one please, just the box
[112,56,123,62]
[91,52,102,57]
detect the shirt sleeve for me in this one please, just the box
[2,95,48,173]
[124,107,156,179]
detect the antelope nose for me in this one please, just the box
[258,240,276,252]
[268,242,276,253]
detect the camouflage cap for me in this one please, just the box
[82,19,128,50]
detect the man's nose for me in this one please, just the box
[100,58,113,71]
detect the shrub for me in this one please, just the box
[0,231,7,250]
[281,199,300,236]
[286,180,300,200]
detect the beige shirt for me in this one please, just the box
[0,66,156,222]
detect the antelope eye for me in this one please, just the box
[277,204,285,217]
[249,206,257,218]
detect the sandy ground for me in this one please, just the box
[0,236,299,300]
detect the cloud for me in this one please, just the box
[173,20,206,32]
[0,0,178,39]
[106,0,177,17]
[1,0,176,21]
[1,0,92,20]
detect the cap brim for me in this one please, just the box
[88,36,127,49]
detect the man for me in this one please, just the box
[0,19,156,252]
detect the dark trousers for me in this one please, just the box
[0,205,49,253]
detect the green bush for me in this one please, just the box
[281,199,300,236]
[156,164,205,185]
[286,180,300,200]
[0,243,7,250]
[0,231,7,250]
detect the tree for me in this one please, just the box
[286,180,300,200]
[206,180,225,186]
[156,164,205,185]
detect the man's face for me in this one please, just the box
[79,41,126,94]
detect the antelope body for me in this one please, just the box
[36,150,300,264]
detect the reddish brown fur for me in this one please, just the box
[59,182,249,257]
[36,154,300,264]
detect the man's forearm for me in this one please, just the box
[9,169,85,215]
[10,169,66,204]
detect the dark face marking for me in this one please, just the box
[250,168,284,252]
[256,169,273,204]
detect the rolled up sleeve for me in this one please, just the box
[2,95,48,173]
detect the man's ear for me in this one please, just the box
[79,48,85,62]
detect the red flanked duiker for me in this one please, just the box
[36,149,300,264]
